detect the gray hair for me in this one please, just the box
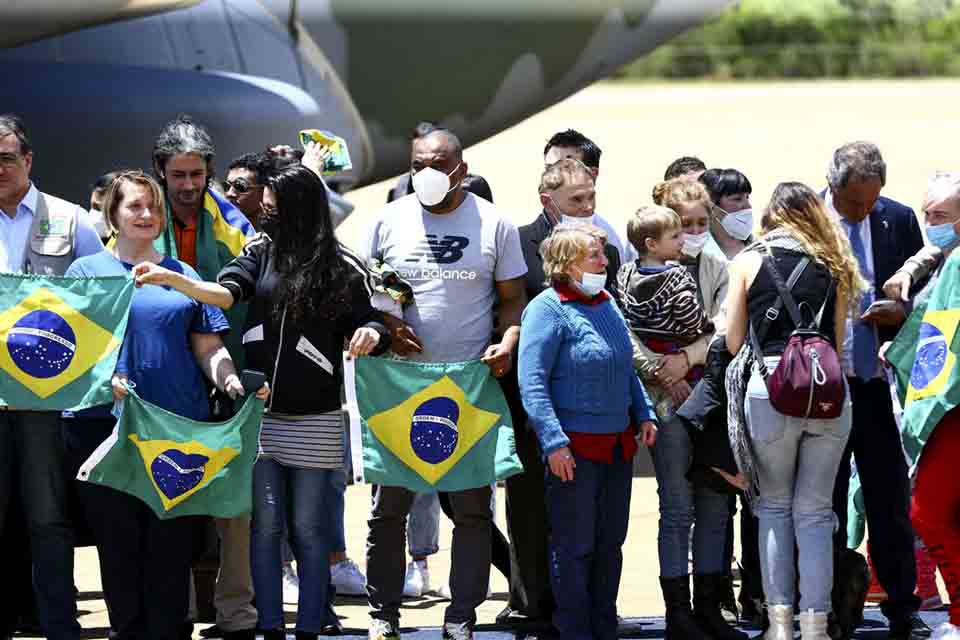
[0,113,31,154]
[152,114,215,175]
[923,171,960,211]
[826,141,886,190]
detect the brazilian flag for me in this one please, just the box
[78,389,265,519]
[0,274,133,411]
[886,250,960,469]
[345,356,523,492]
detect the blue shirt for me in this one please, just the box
[0,183,103,273]
[518,287,656,457]
[65,251,229,420]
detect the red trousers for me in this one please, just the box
[911,407,960,625]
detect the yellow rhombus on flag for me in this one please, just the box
[906,309,960,404]
[0,287,121,399]
[367,375,500,486]
[130,435,239,512]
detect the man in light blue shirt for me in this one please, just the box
[0,113,102,640]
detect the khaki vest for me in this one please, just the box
[23,192,79,276]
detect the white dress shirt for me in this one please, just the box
[0,183,104,274]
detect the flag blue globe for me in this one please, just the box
[410,397,460,464]
[911,321,948,390]
[7,310,77,378]
[151,450,210,500]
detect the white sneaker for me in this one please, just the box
[441,622,473,640]
[331,558,367,596]
[402,560,430,597]
[369,619,400,640]
[282,564,300,604]
[436,583,492,600]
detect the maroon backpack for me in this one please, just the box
[749,254,846,420]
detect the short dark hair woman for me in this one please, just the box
[133,164,390,639]
[700,168,754,260]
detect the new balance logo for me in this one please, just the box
[405,235,469,264]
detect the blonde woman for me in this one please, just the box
[641,178,741,640]
[518,224,656,640]
[725,182,865,640]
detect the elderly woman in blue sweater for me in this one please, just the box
[518,223,657,640]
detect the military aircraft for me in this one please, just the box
[1,0,730,203]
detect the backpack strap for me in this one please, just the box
[748,251,809,377]
[761,253,808,328]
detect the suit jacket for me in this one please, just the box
[851,194,925,343]
[518,211,621,301]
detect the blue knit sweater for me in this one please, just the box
[518,287,656,457]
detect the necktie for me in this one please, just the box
[843,219,877,381]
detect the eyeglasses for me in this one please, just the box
[224,178,260,194]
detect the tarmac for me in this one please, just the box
[67,478,950,639]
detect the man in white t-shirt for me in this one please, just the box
[543,129,629,263]
[362,129,527,640]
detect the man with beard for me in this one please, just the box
[151,114,257,640]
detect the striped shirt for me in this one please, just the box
[259,410,345,469]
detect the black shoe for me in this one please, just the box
[888,614,932,639]
[201,625,226,639]
[692,574,748,640]
[717,574,739,622]
[295,632,318,640]
[256,630,288,640]
[223,630,256,640]
[660,575,716,640]
[320,621,344,636]
[738,595,765,628]
[497,606,520,624]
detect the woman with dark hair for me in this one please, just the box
[699,167,760,623]
[133,164,391,640]
[700,168,753,261]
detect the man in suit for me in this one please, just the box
[497,158,620,634]
[825,141,930,640]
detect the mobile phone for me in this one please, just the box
[866,299,898,313]
[240,369,266,395]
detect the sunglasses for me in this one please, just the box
[224,178,260,195]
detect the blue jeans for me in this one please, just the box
[281,469,347,564]
[407,492,440,557]
[745,362,852,611]
[251,457,338,632]
[652,415,730,578]
[545,449,632,640]
[0,411,80,640]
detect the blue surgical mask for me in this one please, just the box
[926,222,959,249]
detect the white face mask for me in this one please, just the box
[681,231,710,257]
[719,208,753,241]
[561,213,596,227]
[411,163,461,207]
[575,270,607,297]
[549,196,595,227]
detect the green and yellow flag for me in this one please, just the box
[345,356,523,492]
[78,389,265,519]
[0,274,133,411]
[886,251,960,468]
